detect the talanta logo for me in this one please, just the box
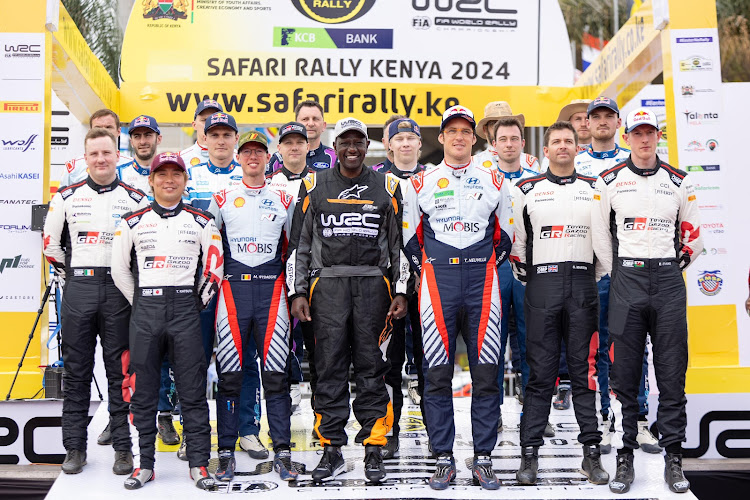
[292,0,376,24]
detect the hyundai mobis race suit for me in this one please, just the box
[510,170,603,449]
[43,177,148,454]
[207,183,296,452]
[111,201,223,470]
[401,160,513,455]
[592,156,702,453]
[287,166,410,447]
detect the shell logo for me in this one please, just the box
[437,178,449,189]
[234,197,245,208]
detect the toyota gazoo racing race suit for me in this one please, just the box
[495,166,538,397]
[380,162,426,439]
[510,170,603,448]
[60,153,134,186]
[43,177,148,454]
[266,143,336,175]
[266,166,316,405]
[207,183,296,453]
[592,156,702,453]
[574,144,652,423]
[286,166,410,447]
[475,147,541,173]
[401,160,513,455]
[111,201,223,470]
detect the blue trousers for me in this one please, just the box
[496,260,528,403]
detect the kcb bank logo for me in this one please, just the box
[697,270,723,296]
[292,0,376,24]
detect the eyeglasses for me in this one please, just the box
[239,149,266,157]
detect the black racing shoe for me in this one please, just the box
[124,468,154,490]
[609,453,635,494]
[544,421,556,437]
[382,436,399,459]
[514,372,524,404]
[664,452,690,493]
[157,413,180,445]
[553,383,571,410]
[112,450,134,475]
[273,449,298,481]
[497,410,503,433]
[190,466,215,490]
[472,454,500,490]
[61,449,87,474]
[428,453,456,490]
[312,446,345,482]
[97,423,112,446]
[516,446,538,485]
[581,445,609,484]
[215,449,236,482]
[364,445,386,482]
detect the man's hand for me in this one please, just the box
[387,295,408,320]
[291,296,312,322]
[746,294,750,317]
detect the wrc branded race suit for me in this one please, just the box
[592,156,702,452]
[287,165,410,447]
[60,153,134,186]
[474,148,541,173]
[510,171,603,448]
[266,166,314,404]
[180,142,211,170]
[495,167,537,400]
[43,177,148,453]
[207,183,296,452]
[379,162,425,438]
[111,201,223,470]
[574,145,650,420]
[266,143,337,175]
[401,160,513,454]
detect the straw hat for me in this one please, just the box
[557,99,592,123]
[476,101,525,139]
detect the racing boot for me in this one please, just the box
[363,445,386,482]
[382,436,399,459]
[497,409,503,433]
[124,468,154,490]
[61,449,87,474]
[273,448,299,481]
[190,466,215,490]
[112,450,134,475]
[215,449,236,482]
[664,452,690,493]
[600,414,613,454]
[239,434,269,459]
[516,446,538,485]
[636,420,662,454]
[609,452,635,494]
[312,445,345,482]
[157,412,180,445]
[544,421,556,437]
[581,444,609,484]
[429,453,456,490]
[553,382,571,410]
[514,372,524,404]
[472,454,500,490]
[97,423,112,446]
[407,379,421,405]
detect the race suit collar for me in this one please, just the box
[388,163,422,179]
[206,158,239,174]
[131,160,151,176]
[334,162,368,182]
[152,200,184,218]
[87,175,120,193]
[626,154,661,177]
[443,160,471,177]
[308,143,327,157]
[281,165,309,181]
[242,179,266,195]
[545,169,578,185]
[587,144,622,159]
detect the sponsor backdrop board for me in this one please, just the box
[120,0,575,125]
[0,32,45,314]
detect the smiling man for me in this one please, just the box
[287,117,409,483]
[266,100,336,174]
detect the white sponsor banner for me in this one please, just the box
[0,33,45,312]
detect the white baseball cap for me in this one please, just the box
[334,117,368,140]
[624,108,659,133]
[440,105,476,131]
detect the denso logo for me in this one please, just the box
[321,213,380,228]
[144,256,167,269]
[443,221,480,232]
[535,191,554,197]
[624,217,648,230]
[77,232,100,244]
[236,243,273,254]
[616,181,636,187]
[540,225,564,239]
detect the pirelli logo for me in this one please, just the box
[0,101,41,113]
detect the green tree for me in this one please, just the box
[62,0,122,84]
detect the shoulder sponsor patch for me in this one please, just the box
[126,215,140,228]
[303,171,317,192]
[386,175,399,197]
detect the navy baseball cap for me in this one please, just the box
[388,118,421,140]
[278,121,308,142]
[204,112,238,134]
[587,96,620,116]
[440,105,476,132]
[194,99,223,119]
[128,115,160,135]
[150,152,187,173]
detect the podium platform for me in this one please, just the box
[45,395,696,499]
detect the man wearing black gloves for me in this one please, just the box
[592,109,703,494]
[287,117,409,483]
[510,121,608,486]
[43,128,148,476]
[112,152,224,490]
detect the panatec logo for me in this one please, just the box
[292,0,376,24]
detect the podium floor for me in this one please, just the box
[46,395,696,499]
